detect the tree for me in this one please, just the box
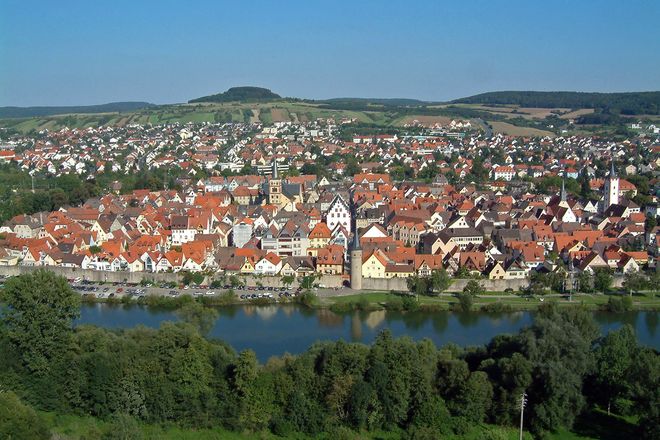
[102,413,143,440]
[623,271,648,296]
[430,269,451,293]
[463,280,485,296]
[0,391,50,440]
[629,347,660,439]
[344,157,360,176]
[228,274,242,287]
[281,274,295,287]
[577,271,594,293]
[181,271,204,286]
[519,311,595,436]
[176,302,219,335]
[591,325,637,415]
[593,268,613,293]
[1,270,80,374]
[300,274,319,290]
[232,350,272,431]
[407,275,432,296]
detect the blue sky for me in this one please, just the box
[1,0,659,106]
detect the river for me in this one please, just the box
[77,304,659,362]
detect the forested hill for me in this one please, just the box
[452,91,660,115]
[189,86,282,103]
[0,102,155,118]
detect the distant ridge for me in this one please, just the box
[0,102,156,119]
[189,86,281,103]
[321,97,429,106]
[451,91,660,115]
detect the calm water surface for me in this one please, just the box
[77,304,659,362]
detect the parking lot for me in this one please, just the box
[65,278,340,302]
[0,274,361,302]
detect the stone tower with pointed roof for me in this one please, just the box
[349,198,362,290]
[603,160,619,211]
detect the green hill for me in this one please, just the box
[452,91,660,115]
[189,86,281,103]
[0,102,156,119]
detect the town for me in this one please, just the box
[0,118,657,294]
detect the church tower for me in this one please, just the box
[558,177,569,208]
[269,161,282,205]
[603,161,619,210]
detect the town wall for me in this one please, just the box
[0,266,624,291]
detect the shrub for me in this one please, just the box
[603,295,633,313]
[457,293,473,312]
[402,295,420,311]
[480,302,514,313]
[297,291,317,308]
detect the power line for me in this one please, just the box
[519,391,528,440]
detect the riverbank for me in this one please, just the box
[78,287,660,314]
[321,290,660,313]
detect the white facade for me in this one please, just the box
[171,228,197,246]
[326,195,351,233]
[232,222,253,248]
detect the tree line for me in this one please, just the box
[0,270,658,439]
[453,91,660,115]
[0,165,184,222]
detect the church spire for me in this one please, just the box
[609,160,617,178]
[272,160,279,179]
[352,227,361,250]
[560,177,567,203]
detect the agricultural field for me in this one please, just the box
[490,120,556,137]
[0,98,623,136]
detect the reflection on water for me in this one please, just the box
[317,308,343,328]
[646,312,658,339]
[255,305,278,320]
[364,310,386,329]
[432,314,448,333]
[351,313,362,341]
[76,304,659,362]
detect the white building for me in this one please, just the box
[325,195,351,233]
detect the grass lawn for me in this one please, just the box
[41,411,537,440]
[547,408,638,440]
[41,412,277,440]
[324,290,659,312]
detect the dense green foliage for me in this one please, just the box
[453,91,660,115]
[0,390,51,440]
[0,165,184,222]
[0,271,658,439]
[189,87,282,103]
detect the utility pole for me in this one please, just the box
[519,391,527,440]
